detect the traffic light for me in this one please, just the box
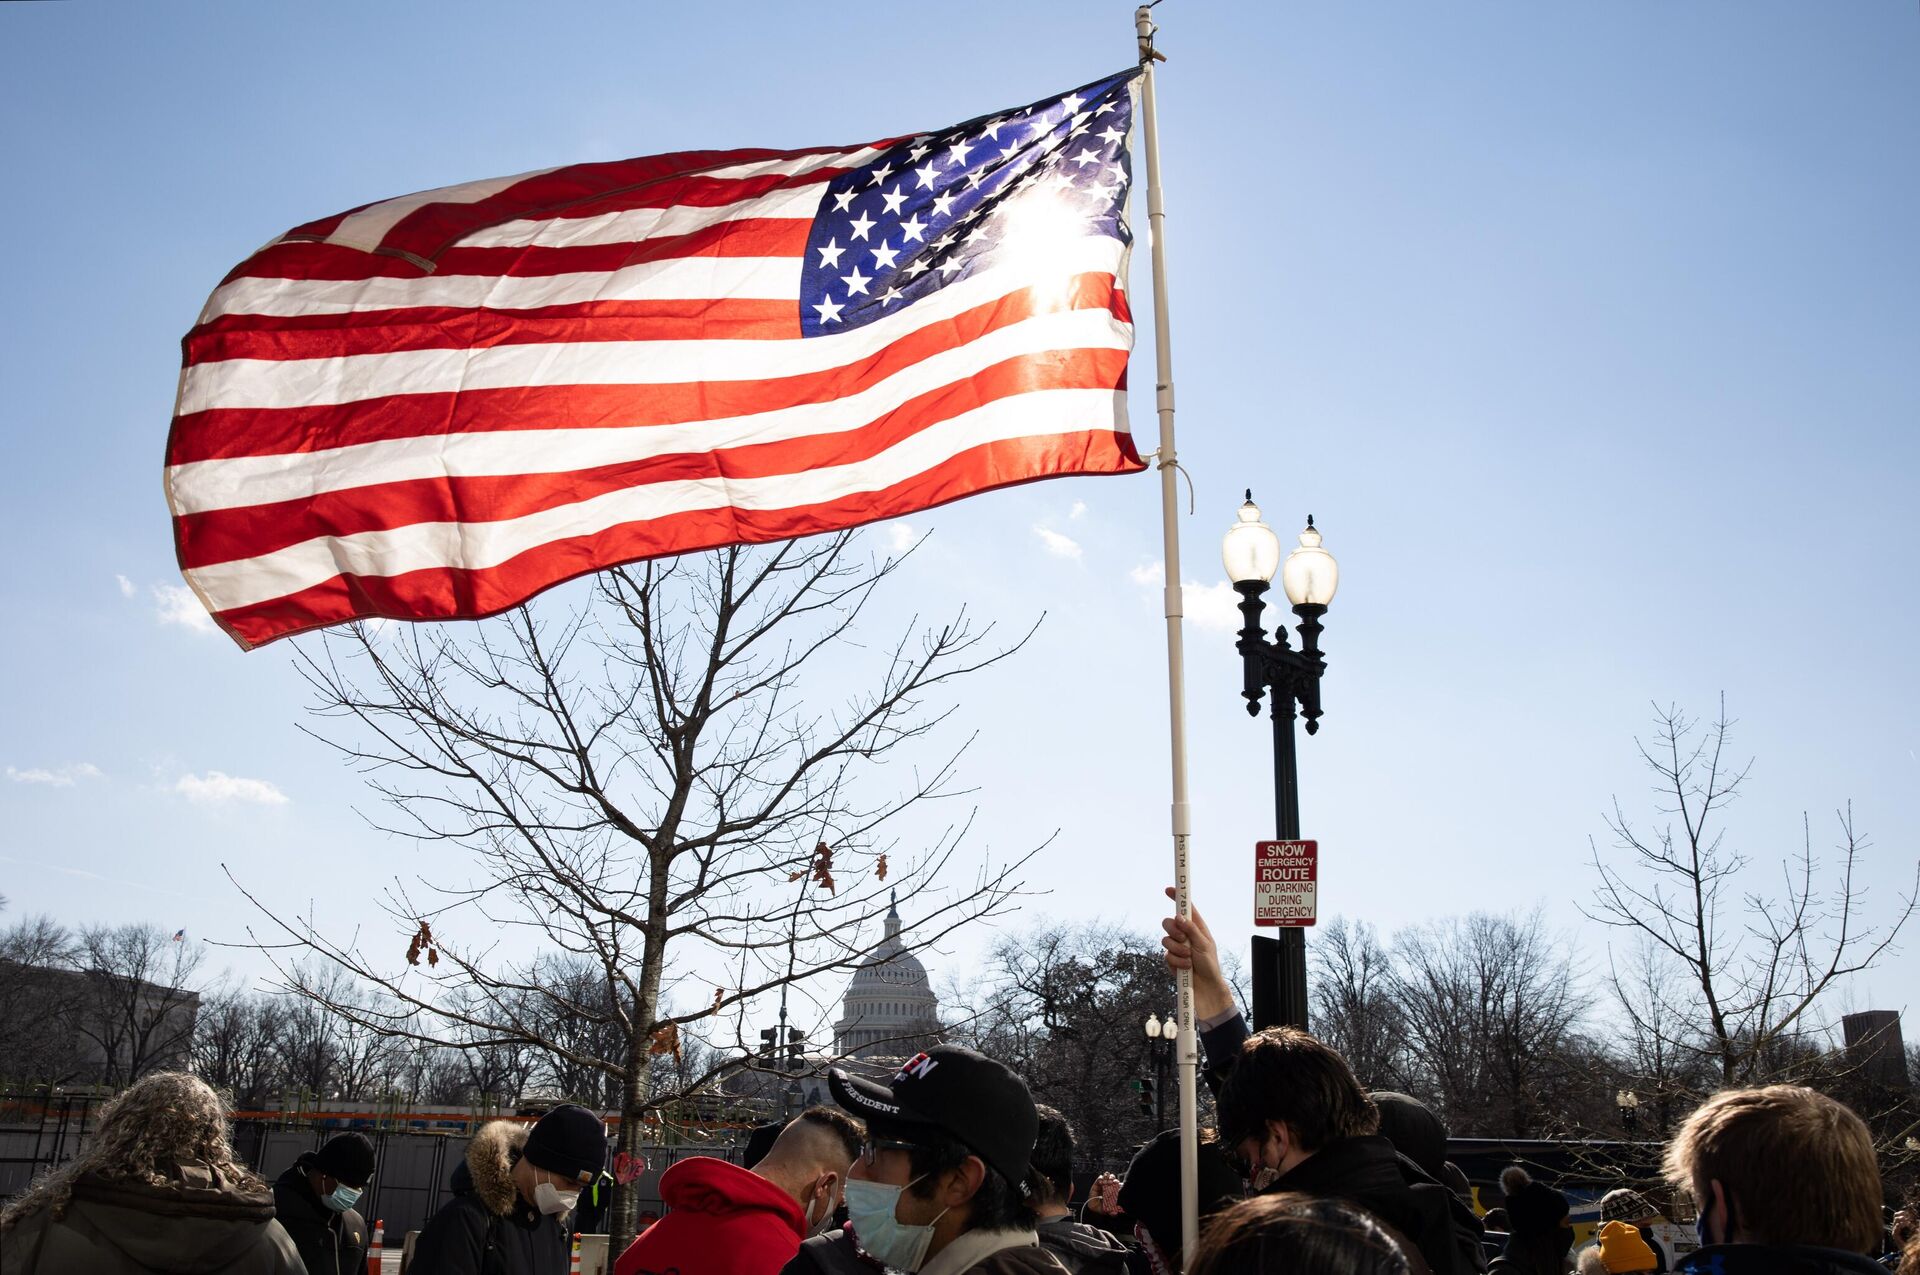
[1135,1077,1154,1117]
[787,1031,807,1071]
[759,1028,777,1058]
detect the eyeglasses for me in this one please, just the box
[858,1138,920,1167]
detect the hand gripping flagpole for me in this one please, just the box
[1134,4,1201,1255]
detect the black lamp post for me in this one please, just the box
[1222,493,1339,1032]
[1143,1012,1174,1132]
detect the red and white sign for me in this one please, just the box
[1254,840,1317,927]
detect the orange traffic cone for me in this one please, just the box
[366,1219,384,1275]
[570,1235,582,1275]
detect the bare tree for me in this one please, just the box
[1602,938,1714,1134]
[0,909,87,1086]
[1309,917,1406,1091]
[1388,910,1582,1137]
[950,922,1177,1172]
[73,924,205,1086]
[1587,701,1918,1087]
[232,533,1034,1248]
[190,986,288,1109]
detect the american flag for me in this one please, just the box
[166,69,1145,649]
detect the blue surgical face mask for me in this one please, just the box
[323,1183,362,1213]
[844,1177,947,1272]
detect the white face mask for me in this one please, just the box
[533,1177,580,1216]
[844,1176,947,1272]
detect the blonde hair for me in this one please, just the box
[0,1072,262,1231]
[1663,1084,1881,1254]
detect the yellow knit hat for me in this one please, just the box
[1597,1221,1658,1273]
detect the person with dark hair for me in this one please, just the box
[1029,1105,1129,1274]
[1159,888,1484,1275]
[614,1106,862,1275]
[1188,1192,1413,1275]
[0,1072,304,1275]
[781,1045,1065,1274]
[410,1102,608,1275]
[1114,1129,1246,1272]
[272,1131,376,1275]
[1664,1084,1887,1275]
[1488,1166,1571,1275]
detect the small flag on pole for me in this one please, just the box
[166,69,1145,649]
[172,929,185,942]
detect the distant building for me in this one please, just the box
[1841,1010,1909,1091]
[0,959,199,1087]
[833,893,942,1059]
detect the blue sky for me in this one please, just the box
[1,2,1915,1035]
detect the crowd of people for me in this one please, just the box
[0,893,1915,1275]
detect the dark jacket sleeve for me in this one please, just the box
[408,1197,490,1275]
[1198,1011,1251,1095]
[338,1207,370,1275]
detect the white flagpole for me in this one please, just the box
[1134,4,1201,1255]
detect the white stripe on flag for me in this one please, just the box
[185,387,1125,611]
[197,253,807,325]
[456,184,824,250]
[180,237,1127,412]
[169,307,1132,512]
[322,167,563,253]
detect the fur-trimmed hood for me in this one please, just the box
[459,1120,530,1218]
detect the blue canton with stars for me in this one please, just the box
[800,68,1140,336]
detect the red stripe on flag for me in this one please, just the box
[185,299,805,363]
[169,273,1130,465]
[226,218,810,285]
[207,429,1142,649]
[278,144,889,267]
[175,348,1131,569]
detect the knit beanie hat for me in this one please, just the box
[1500,1165,1570,1235]
[312,1132,377,1188]
[1597,1221,1658,1273]
[1599,1189,1659,1225]
[522,1104,608,1185]
[1371,1091,1449,1181]
[1117,1130,1244,1261]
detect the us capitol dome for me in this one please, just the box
[833,892,942,1058]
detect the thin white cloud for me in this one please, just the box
[154,583,218,635]
[115,574,136,598]
[1069,500,1088,521]
[6,763,103,787]
[1182,581,1244,633]
[1127,562,1242,633]
[885,522,919,554]
[1033,525,1083,560]
[175,771,289,806]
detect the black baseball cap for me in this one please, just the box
[828,1045,1038,1198]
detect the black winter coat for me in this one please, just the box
[409,1122,570,1275]
[1264,1136,1479,1275]
[1680,1245,1891,1275]
[1037,1217,1133,1274]
[272,1160,369,1275]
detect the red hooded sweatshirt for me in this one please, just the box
[614,1156,808,1275]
